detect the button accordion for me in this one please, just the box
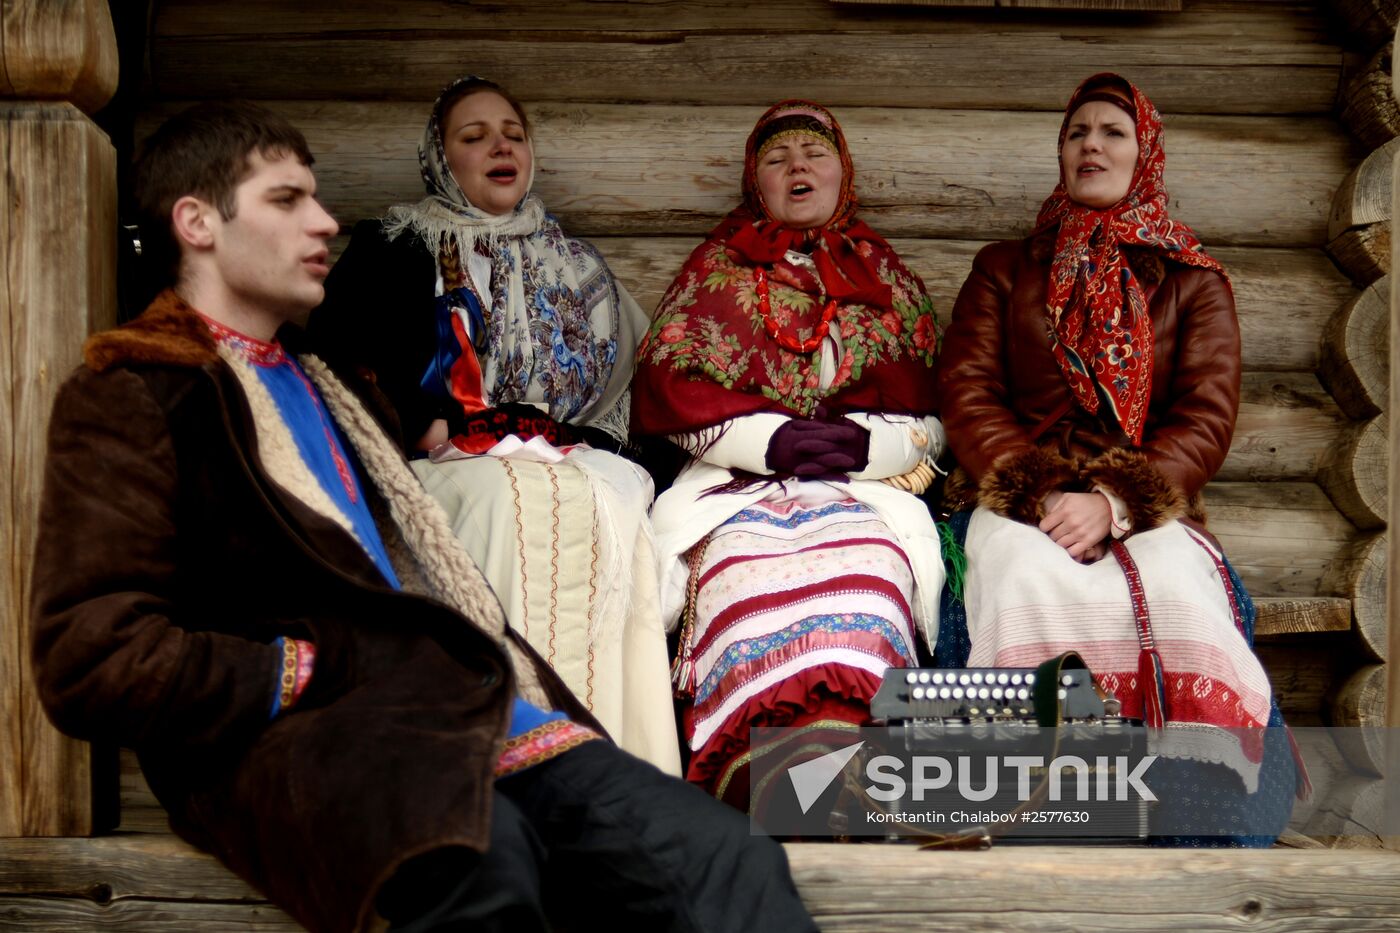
[864,665,1150,843]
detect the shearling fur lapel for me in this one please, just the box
[84,291,219,372]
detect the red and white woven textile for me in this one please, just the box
[965,507,1273,790]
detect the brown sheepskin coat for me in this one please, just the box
[937,235,1240,529]
[29,293,597,933]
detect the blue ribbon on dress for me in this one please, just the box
[420,286,487,403]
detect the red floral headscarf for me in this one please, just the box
[1033,73,1227,445]
[632,100,939,435]
[720,99,893,311]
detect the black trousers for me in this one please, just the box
[375,740,819,933]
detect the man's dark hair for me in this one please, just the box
[132,101,315,290]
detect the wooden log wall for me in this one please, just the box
[139,0,1368,680]
[0,2,1391,928]
[0,0,119,838]
[123,0,1388,840]
[104,0,1387,847]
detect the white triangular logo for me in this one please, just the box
[788,741,865,814]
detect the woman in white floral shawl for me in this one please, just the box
[312,75,678,772]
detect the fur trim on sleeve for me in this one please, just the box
[978,447,1079,524]
[1080,448,1186,533]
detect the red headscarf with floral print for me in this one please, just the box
[632,100,939,435]
[1033,73,1227,445]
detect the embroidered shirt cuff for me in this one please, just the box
[1095,486,1133,540]
[270,637,317,718]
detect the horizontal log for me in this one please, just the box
[1205,482,1360,599]
[1221,373,1349,483]
[565,238,1350,372]
[147,1,1341,113]
[1319,274,1389,419]
[1319,415,1387,530]
[141,102,1352,248]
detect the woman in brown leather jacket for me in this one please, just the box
[936,73,1302,843]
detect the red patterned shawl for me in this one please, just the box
[633,101,939,436]
[1034,73,1227,444]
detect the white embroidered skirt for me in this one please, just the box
[413,449,680,774]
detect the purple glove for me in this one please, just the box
[765,413,871,480]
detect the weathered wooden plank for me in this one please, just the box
[5,835,1400,933]
[0,0,119,114]
[1,103,117,836]
[785,844,1400,930]
[0,834,261,902]
[1205,482,1359,599]
[147,2,1340,114]
[0,116,21,839]
[0,898,301,931]
[1253,597,1352,637]
[142,103,1350,248]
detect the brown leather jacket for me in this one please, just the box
[937,235,1240,530]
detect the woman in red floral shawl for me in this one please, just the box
[937,74,1303,842]
[633,100,944,813]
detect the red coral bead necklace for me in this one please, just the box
[754,267,837,354]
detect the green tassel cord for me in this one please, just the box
[937,520,967,605]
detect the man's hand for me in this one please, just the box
[1040,491,1111,562]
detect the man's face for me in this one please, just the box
[207,150,339,320]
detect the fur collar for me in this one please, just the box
[84,290,220,372]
